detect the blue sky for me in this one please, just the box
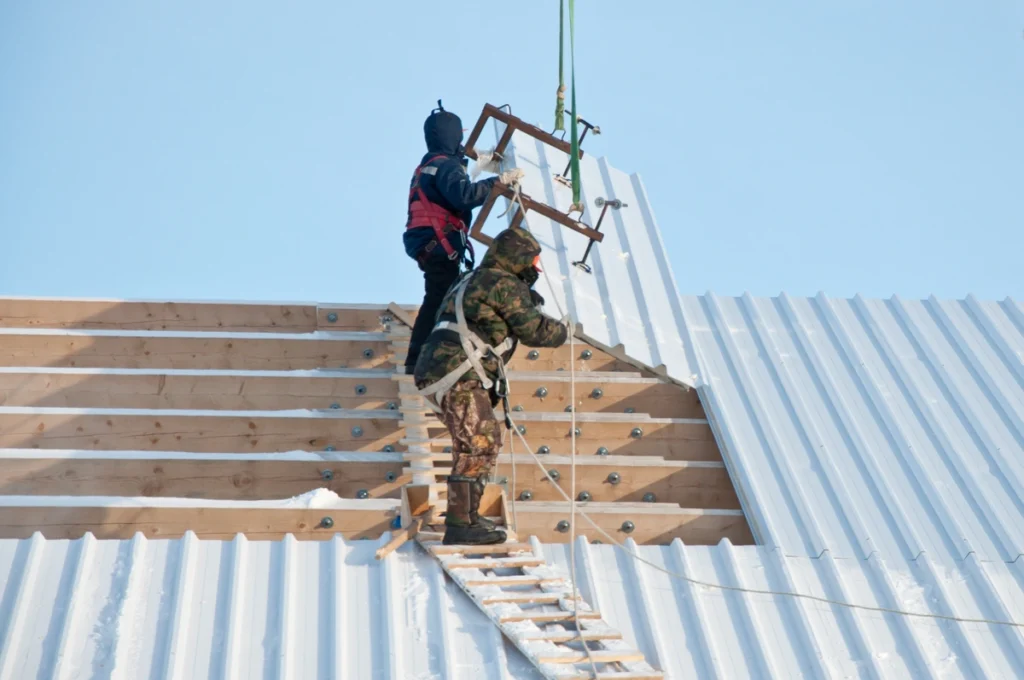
[2,1,1021,303]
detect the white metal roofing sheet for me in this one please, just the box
[1,533,1021,680]
[497,129,1024,564]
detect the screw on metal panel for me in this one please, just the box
[356,489,369,499]
[330,403,341,410]
[382,445,395,453]
[385,471,397,483]
[624,407,635,414]
[590,388,603,399]
[519,490,533,501]
[351,426,364,438]
[621,521,635,534]
[564,405,573,413]
[321,469,334,481]
[319,517,335,529]
[596,447,609,456]
[386,402,398,410]
[326,312,338,323]
[607,472,621,485]
[577,491,591,502]
[535,387,549,398]
[630,427,643,439]
[527,350,540,360]
[362,348,375,359]
[443,446,452,453]
[642,492,656,503]
[548,469,560,482]
[517,425,527,435]
[537,445,550,455]
[512,405,524,412]
[580,349,593,360]
[325,446,336,452]
[556,520,570,533]
[355,384,367,395]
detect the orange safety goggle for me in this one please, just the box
[532,254,543,272]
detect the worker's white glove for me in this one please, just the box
[499,168,525,185]
[470,149,501,179]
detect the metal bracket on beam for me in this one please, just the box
[573,197,627,274]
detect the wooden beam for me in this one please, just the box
[374,517,422,560]
[0,331,393,370]
[0,298,320,333]
[0,409,404,453]
[0,451,407,500]
[317,304,417,331]
[0,501,398,540]
[506,375,703,419]
[511,502,753,545]
[0,368,398,411]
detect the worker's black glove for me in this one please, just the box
[530,290,545,308]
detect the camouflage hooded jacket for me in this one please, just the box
[413,227,568,389]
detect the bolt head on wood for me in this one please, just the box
[354,384,367,395]
[362,348,375,359]
[527,350,540,360]
[642,492,656,503]
[520,490,533,501]
[356,489,369,499]
[580,349,593,360]
[577,491,591,502]
[630,427,644,439]
[319,517,335,529]
[590,388,603,399]
[538,445,550,455]
[512,405,524,412]
[564,405,573,413]
[517,425,527,435]
[351,426,363,438]
[382,445,395,453]
[385,471,397,483]
[596,446,609,456]
[571,427,581,437]
[443,446,452,453]
[624,407,635,414]
[621,521,635,534]
[321,469,334,481]
[607,472,621,485]
[326,312,338,323]
[386,402,398,410]
[556,519,570,533]
[325,446,336,452]
[548,469,560,482]
[330,403,341,410]
[535,386,548,398]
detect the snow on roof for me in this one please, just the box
[501,128,1024,565]
[0,533,1020,679]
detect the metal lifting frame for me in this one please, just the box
[462,104,606,248]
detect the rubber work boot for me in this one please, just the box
[442,475,506,545]
[470,476,498,530]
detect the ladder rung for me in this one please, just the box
[520,629,624,642]
[591,673,664,680]
[427,542,533,556]
[446,556,544,569]
[463,575,563,587]
[481,592,572,605]
[538,651,646,665]
[499,610,602,623]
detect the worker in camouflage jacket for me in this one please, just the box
[414,227,568,545]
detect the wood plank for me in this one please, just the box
[375,517,423,559]
[462,575,563,587]
[0,368,398,410]
[0,331,393,370]
[444,556,546,569]
[520,630,624,642]
[426,542,534,555]
[498,610,602,623]
[537,651,646,665]
[0,453,406,500]
[503,343,638,374]
[0,504,395,540]
[489,456,739,508]
[507,376,703,419]
[0,410,404,453]
[512,502,753,545]
[0,298,319,333]
[318,304,418,331]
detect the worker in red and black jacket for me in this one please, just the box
[403,101,522,373]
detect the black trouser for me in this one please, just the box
[406,250,461,372]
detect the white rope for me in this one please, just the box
[501,412,1024,629]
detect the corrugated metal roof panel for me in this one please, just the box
[496,130,1024,564]
[1,534,1022,679]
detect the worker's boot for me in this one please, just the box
[443,475,506,545]
[469,476,498,531]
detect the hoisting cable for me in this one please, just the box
[554,0,566,132]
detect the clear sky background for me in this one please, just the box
[2,1,1021,304]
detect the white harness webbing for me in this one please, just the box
[417,274,514,405]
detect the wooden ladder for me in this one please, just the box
[418,536,663,680]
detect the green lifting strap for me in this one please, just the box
[554,0,566,132]
[568,0,582,210]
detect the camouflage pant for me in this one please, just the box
[440,380,500,477]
